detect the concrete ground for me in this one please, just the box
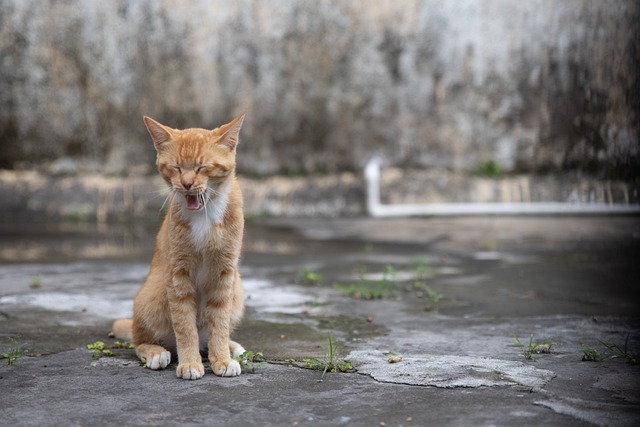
[1,216,639,426]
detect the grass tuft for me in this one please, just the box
[299,336,354,379]
[1,337,26,365]
[511,333,554,360]
[337,265,398,299]
[235,350,267,373]
[299,268,324,286]
[87,341,116,358]
[582,333,638,365]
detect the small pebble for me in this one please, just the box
[388,355,403,363]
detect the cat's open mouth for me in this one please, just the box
[185,193,204,211]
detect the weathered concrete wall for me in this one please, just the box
[1,169,636,221]
[1,0,638,177]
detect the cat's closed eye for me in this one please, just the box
[213,167,230,177]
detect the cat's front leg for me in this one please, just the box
[208,317,241,377]
[169,271,205,380]
[206,268,242,377]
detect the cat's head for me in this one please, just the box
[143,114,244,212]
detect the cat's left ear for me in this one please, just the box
[216,114,245,151]
[143,116,175,152]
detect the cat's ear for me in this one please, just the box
[215,114,245,151]
[143,116,175,152]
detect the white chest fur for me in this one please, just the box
[188,210,215,249]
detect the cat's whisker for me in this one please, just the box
[166,190,178,223]
[159,192,172,216]
[202,192,209,218]
[147,187,171,197]
[205,187,222,199]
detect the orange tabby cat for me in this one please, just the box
[112,114,246,380]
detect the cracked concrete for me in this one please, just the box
[348,350,556,389]
[1,216,639,426]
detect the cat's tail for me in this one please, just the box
[111,319,133,341]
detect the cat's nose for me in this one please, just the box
[183,182,192,190]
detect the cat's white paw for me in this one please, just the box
[176,362,205,380]
[147,351,171,370]
[212,359,242,377]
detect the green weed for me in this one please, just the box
[582,333,638,365]
[299,268,324,286]
[235,350,267,373]
[301,336,353,379]
[425,287,444,308]
[581,344,606,362]
[384,264,398,283]
[1,338,25,365]
[338,264,398,299]
[408,257,444,309]
[87,341,116,358]
[476,160,503,178]
[30,276,42,289]
[87,340,134,358]
[413,281,444,310]
[113,341,135,349]
[410,257,430,283]
[512,333,553,360]
[66,209,88,224]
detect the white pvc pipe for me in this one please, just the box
[364,158,640,217]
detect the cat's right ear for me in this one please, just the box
[143,116,174,152]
